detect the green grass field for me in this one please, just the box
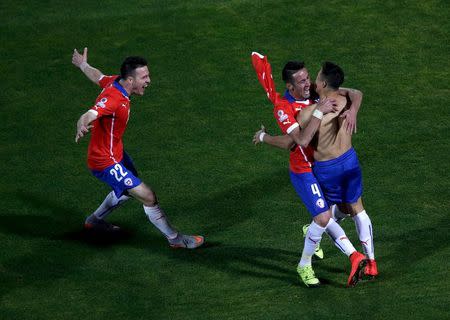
[1,0,449,319]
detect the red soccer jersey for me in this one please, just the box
[87,75,131,170]
[251,52,315,173]
[273,95,315,173]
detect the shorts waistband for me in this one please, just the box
[313,148,356,167]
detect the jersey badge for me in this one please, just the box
[316,198,325,209]
[96,97,108,109]
[277,110,288,123]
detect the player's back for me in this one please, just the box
[314,94,352,161]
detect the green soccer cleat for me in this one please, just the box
[302,224,324,259]
[297,265,320,288]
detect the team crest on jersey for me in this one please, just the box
[277,110,288,122]
[95,97,108,109]
[124,178,133,186]
[316,198,325,209]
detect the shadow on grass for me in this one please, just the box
[158,237,347,288]
[0,181,355,294]
[373,214,450,280]
[60,228,135,247]
[177,168,294,236]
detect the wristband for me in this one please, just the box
[79,62,89,72]
[259,132,266,142]
[312,109,324,120]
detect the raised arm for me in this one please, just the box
[337,87,363,134]
[72,47,104,86]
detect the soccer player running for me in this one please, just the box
[254,60,378,285]
[251,53,367,287]
[72,48,204,249]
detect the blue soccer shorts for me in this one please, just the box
[91,152,142,198]
[289,171,330,217]
[312,148,363,205]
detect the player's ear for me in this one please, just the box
[286,82,293,91]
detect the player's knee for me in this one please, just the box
[314,210,331,227]
[142,190,157,207]
[347,203,364,216]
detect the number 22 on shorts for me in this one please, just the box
[109,164,128,182]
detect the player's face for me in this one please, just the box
[131,66,151,96]
[288,68,311,99]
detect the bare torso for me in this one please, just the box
[297,94,352,161]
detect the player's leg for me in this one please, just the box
[301,224,324,259]
[84,191,130,230]
[291,172,328,261]
[313,150,368,286]
[290,172,330,286]
[85,159,140,231]
[303,204,348,251]
[298,217,325,287]
[127,182,204,249]
[307,169,358,259]
[342,149,377,278]
[320,211,367,286]
[332,204,350,223]
[127,182,176,238]
[302,204,349,256]
[347,198,377,278]
[84,152,139,230]
[304,209,366,287]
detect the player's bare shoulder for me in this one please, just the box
[322,95,347,124]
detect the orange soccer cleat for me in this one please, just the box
[347,251,367,287]
[364,259,378,279]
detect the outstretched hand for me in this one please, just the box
[253,125,266,145]
[72,47,88,68]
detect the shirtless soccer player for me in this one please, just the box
[251,53,367,287]
[72,48,204,249]
[255,62,378,282]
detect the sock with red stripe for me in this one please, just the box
[299,221,325,267]
[87,191,130,222]
[144,205,178,240]
[325,218,356,256]
[353,210,375,259]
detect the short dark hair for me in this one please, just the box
[320,61,344,89]
[120,56,148,80]
[282,61,305,84]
